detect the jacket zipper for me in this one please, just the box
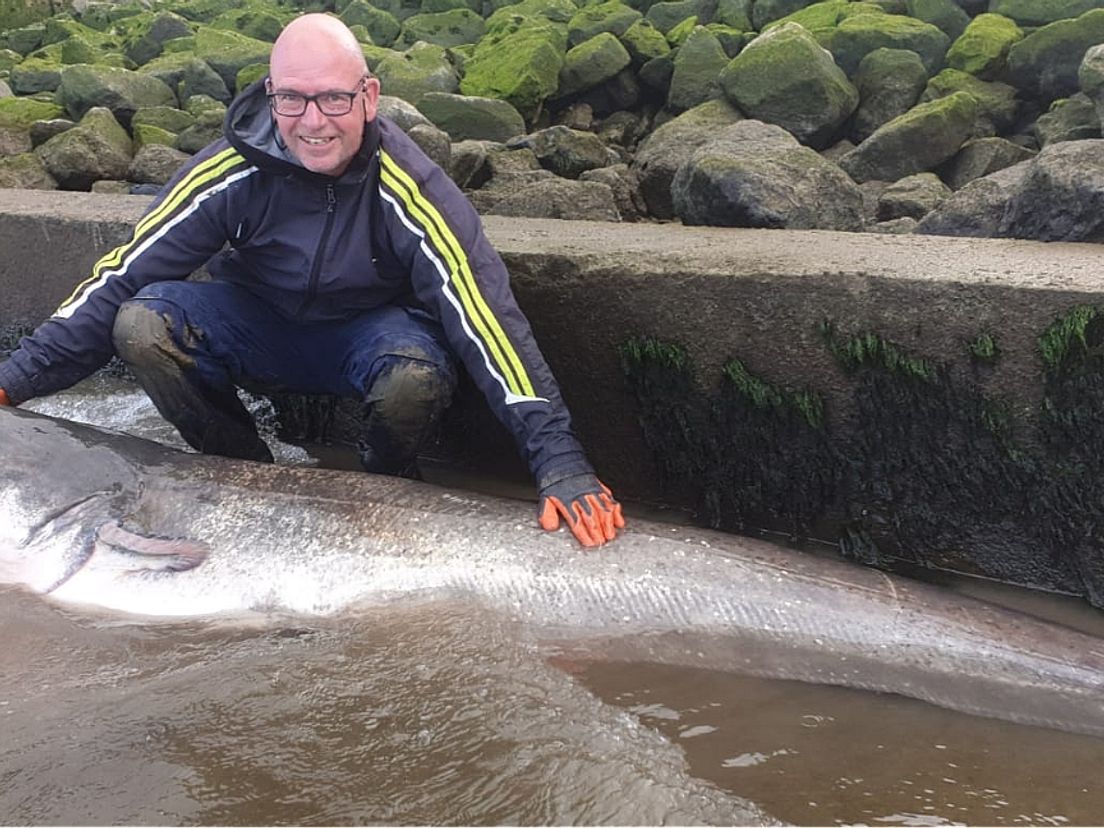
[298,184,336,320]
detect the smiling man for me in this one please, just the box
[0,13,624,548]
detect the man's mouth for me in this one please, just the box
[300,136,334,146]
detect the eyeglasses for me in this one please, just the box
[267,81,366,117]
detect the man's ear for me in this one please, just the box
[363,76,381,122]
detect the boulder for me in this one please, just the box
[192,27,271,92]
[667,25,728,113]
[1080,43,1104,131]
[849,47,927,143]
[130,104,195,135]
[875,171,951,219]
[340,0,402,48]
[397,9,485,49]
[127,142,189,184]
[829,12,950,76]
[460,20,567,121]
[752,0,819,30]
[377,94,433,131]
[1006,9,1104,104]
[416,92,525,141]
[0,151,56,188]
[919,68,1019,138]
[579,162,647,221]
[557,31,632,99]
[448,138,499,189]
[132,122,176,149]
[905,0,969,40]
[944,13,1022,81]
[618,19,670,67]
[142,53,231,104]
[988,0,1104,27]
[35,105,132,190]
[713,0,753,29]
[506,124,617,178]
[484,176,621,220]
[915,161,1028,236]
[719,22,858,149]
[9,56,61,95]
[406,121,451,170]
[999,139,1104,240]
[0,96,63,157]
[28,117,75,147]
[58,63,177,127]
[173,105,223,153]
[567,0,642,46]
[839,91,978,183]
[942,136,1036,189]
[630,97,743,218]
[374,41,460,105]
[671,118,865,230]
[1034,95,1101,147]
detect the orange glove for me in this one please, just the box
[0,388,9,406]
[538,473,625,547]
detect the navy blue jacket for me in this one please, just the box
[0,79,594,488]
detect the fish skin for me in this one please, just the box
[2,406,1104,739]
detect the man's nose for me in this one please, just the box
[300,100,328,127]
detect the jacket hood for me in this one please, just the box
[224,76,381,184]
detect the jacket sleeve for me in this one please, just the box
[0,142,258,404]
[375,129,595,490]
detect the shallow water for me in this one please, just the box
[6,376,1104,826]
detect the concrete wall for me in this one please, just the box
[4,188,1104,602]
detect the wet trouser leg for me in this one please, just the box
[112,281,457,473]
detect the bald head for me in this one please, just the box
[266,12,380,177]
[271,13,369,80]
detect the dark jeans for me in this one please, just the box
[111,280,457,474]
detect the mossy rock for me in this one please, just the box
[130,104,195,134]
[59,63,177,126]
[484,0,577,33]
[421,0,481,13]
[665,15,697,46]
[165,0,248,25]
[0,95,63,129]
[209,8,289,42]
[0,151,56,188]
[989,0,1104,27]
[764,0,885,32]
[619,18,670,65]
[461,21,567,120]
[132,121,177,148]
[920,67,1019,136]
[0,22,46,56]
[1033,94,1101,146]
[905,0,970,40]
[945,13,1023,80]
[192,26,271,92]
[714,0,753,29]
[416,90,525,141]
[373,41,459,104]
[0,48,22,72]
[839,90,978,182]
[0,0,52,32]
[142,52,231,103]
[35,105,132,189]
[340,0,403,47]
[8,56,61,94]
[720,22,859,148]
[398,8,486,48]
[567,1,642,46]
[830,12,950,76]
[705,23,753,57]
[667,25,727,113]
[1006,9,1104,103]
[752,0,818,30]
[235,61,268,94]
[850,46,928,143]
[558,31,631,98]
[646,0,711,34]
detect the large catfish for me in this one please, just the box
[2,406,1103,738]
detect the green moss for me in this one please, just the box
[823,323,936,381]
[620,335,688,370]
[1039,305,1099,373]
[968,332,1000,362]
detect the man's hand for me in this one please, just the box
[538,473,625,547]
[0,388,9,406]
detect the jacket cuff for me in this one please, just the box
[0,361,33,406]
[533,452,596,492]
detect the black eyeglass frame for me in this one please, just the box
[266,78,368,117]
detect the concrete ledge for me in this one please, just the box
[4,188,1104,602]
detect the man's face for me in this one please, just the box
[267,58,380,178]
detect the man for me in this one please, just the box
[0,13,624,547]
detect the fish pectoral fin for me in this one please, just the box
[95,521,210,573]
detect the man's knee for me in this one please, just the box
[112,295,197,372]
[367,354,456,427]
